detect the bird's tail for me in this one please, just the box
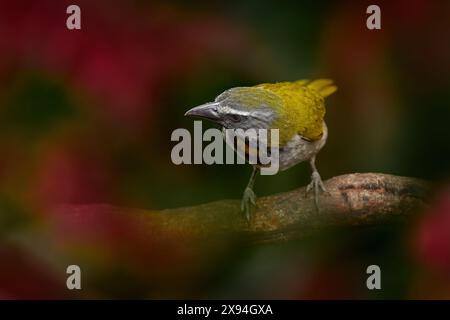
[299,79,337,98]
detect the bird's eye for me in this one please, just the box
[230,114,240,122]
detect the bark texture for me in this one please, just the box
[57,173,430,244]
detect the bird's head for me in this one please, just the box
[185,87,281,130]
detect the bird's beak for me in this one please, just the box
[184,102,221,123]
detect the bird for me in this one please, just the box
[185,79,337,221]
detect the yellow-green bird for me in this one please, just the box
[185,79,337,220]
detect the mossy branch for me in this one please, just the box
[58,173,430,244]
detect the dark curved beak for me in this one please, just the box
[184,102,221,123]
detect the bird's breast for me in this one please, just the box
[221,122,328,172]
[277,122,328,171]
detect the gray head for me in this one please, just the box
[184,87,280,130]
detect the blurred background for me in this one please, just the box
[0,0,450,299]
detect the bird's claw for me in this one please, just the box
[241,187,257,222]
[306,171,328,193]
[306,171,329,210]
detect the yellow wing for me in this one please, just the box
[255,79,337,143]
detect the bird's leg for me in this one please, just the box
[306,156,328,210]
[241,166,258,222]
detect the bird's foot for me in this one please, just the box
[306,171,329,211]
[241,187,257,222]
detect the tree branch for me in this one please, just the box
[58,173,431,244]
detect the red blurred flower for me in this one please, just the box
[0,0,248,132]
[32,144,114,207]
[415,187,450,274]
[0,245,67,299]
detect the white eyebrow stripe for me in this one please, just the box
[231,110,251,116]
[218,105,251,116]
